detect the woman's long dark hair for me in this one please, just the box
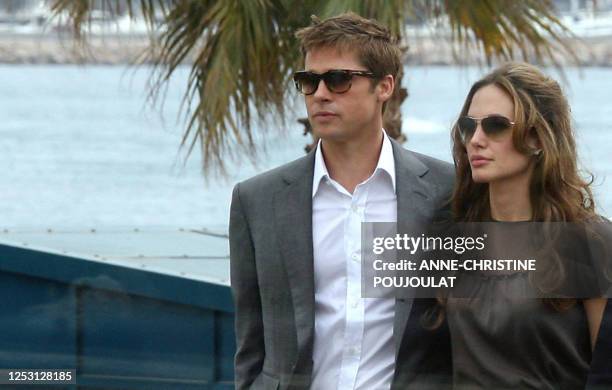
[451,62,595,223]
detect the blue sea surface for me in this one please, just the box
[1,65,610,229]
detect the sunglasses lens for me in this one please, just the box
[294,72,320,95]
[482,115,512,135]
[323,70,352,93]
[457,115,513,143]
[458,117,477,142]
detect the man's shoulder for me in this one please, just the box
[235,152,314,198]
[389,137,453,179]
[406,149,454,180]
[392,144,455,207]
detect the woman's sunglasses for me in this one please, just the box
[457,115,515,143]
[293,69,377,95]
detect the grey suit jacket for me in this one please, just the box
[229,138,455,390]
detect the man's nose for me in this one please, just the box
[312,79,333,100]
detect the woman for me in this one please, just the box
[444,62,609,389]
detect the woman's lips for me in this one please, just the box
[470,157,491,167]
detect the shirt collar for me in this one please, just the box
[312,129,396,198]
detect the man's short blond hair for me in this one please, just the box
[295,12,401,81]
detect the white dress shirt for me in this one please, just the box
[310,130,397,390]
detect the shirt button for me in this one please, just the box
[351,205,359,213]
[351,253,359,262]
[351,299,359,308]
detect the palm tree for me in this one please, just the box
[49,0,577,175]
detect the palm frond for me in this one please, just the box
[152,0,304,173]
[48,0,171,38]
[48,0,580,175]
[437,0,577,66]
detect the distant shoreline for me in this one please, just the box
[1,33,612,66]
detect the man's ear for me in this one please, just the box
[376,75,395,102]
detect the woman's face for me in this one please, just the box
[464,84,534,185]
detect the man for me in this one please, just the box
[230,12,453,389]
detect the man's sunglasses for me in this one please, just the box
[457,115,515,143]
[293,69,377,95]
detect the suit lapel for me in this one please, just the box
[274,151,316,366]
[390,139,435,356]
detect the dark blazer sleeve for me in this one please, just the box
[229,183,265,389]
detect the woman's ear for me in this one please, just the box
[527,127,542,156]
